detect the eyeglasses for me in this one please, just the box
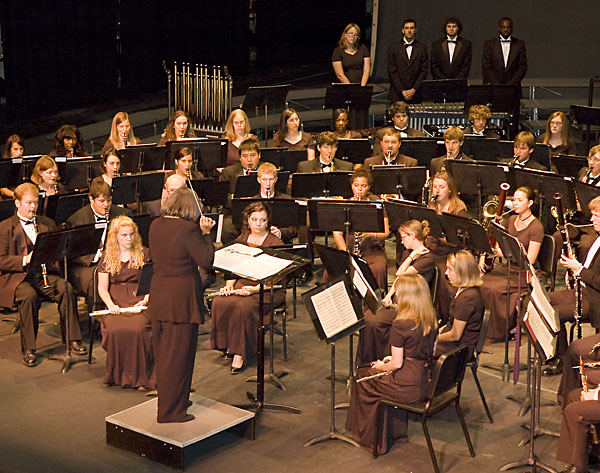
[346,32,358,38]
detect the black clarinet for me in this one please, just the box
[32,215,51,289]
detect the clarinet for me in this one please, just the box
[554,193,576,290]
[353,194,363,256]
[579,356,600,443]
[32,215,51,289]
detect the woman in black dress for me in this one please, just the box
[537,111,577,156]
[48,124,87,158]
[346,274,438,454]
[97,215,154,390]
[332,23,370,86]
[210,201,284,373]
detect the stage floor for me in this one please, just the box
[0,242,596,473]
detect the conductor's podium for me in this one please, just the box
[106,394,255,470]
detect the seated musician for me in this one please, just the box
[430,126,472,175]
[48,124,88,158]
[0,183,87,367]
[558,333,600,408]
[30,156,67,197]
[578,145,600,187]
[358,219,433,364]
[331,108,362,139]
[145,174,186,217]
[346,274,438,455]
[101,112,142,158]
[2,135,24,199]
[435,250,483,358]
[210,202,285,374]
[296,131,354,172]
[463,104,500,139]
[544,196,600,377]
[373,101,424,155]
[158,110,197,146]
[363,127,417,169]
[271,108,315,161]
[222,108,259,167]
[500,131,548,171]
[332,168,390,289]
[480,186,543,341]
[426,171,470,322]
[96,215,154,390]
[166,147,204,180]
[220,138,263,192]
[66,181,130,305]
[537,111,577,157]
[92,148,121,187]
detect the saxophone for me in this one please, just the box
[32,215,51,289]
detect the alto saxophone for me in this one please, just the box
[32,215,51,289]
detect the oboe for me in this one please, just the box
[32,215,51,289]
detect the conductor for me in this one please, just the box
[148,187,215,423]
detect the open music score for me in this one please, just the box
[311,279,360,340]
[213,243,293,280]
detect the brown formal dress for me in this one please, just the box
[271,131,315,152]
[209,232,285,362]
[481,215,543,340]
[99,248,155,389]
[346,318,436,454]
[148,216,214,423]
[358,251,434,364]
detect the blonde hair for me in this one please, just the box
[588,144,600,159]
[31,156,59,185]
[428,171,467,214]
[393,274,438,336]
[257,162,278,178]
[108,112,136,151]
[101,216,145,276]
[399,219,430,242]
[447,250,482,288]
[224,109,252,142]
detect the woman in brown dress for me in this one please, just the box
[30,156,67,197]
[359,219,434,364]
[331,108,362,139]
[271,108,315,160]
[92,148,121,187]
[158,110,197,146]
[480,186,543,340]
[537,111,577,157]
[148,187,215,423]
[332,168,390,290]
[210,201,285,373]
[165,147,204,180]
[101,111,142,158]
[222,109,258,166]
[435,250,484,357]
[97,215,154,390]
[346,274,438,454]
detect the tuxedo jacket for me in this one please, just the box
[499,157,547,171]
[0,215,57,307]
[430,153,473,176]
[430,37,472,80]
[387,40,428,103]
[219,161,264,194]
[364,153,417,168]
[482,37,527,86]
[463,125,500,140]
[296,158,354,173]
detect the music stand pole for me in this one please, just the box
[304,342,360,448]
[506,339,532,416]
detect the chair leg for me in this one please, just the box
[88,316,95,364]
[455,400,475,457]
[421,417,440,473]
[282,307,288,361]
[471,365,494,423]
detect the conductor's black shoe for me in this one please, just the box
[542,358,563,377]
[70,341,88,355]
[23,350,38,367]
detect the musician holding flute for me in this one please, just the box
[148,187,215,423]
[346,274,437,455]
[96,215,154,390]
[101,112,141,158]
[0,183,86,367]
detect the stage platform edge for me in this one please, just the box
[105,394,255,470]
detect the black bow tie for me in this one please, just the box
[95,216,106,222]
[404,42,413,48]
[447,39,457,44]
[500,39,511,43]
[20,219,33,225]
[321,162,332,170]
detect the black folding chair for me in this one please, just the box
[467,310,494,423]
[373,345,475,473]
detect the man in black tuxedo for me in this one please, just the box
[430,16,472,80]
[482,17,528,88]
[387,18,428,104]
[296,132,354,173]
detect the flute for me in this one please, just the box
[89,306,147,316]
[206,284,284,300]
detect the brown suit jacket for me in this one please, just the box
[364,153,417,168]
[0,215,56,307]
[373,127,424,155]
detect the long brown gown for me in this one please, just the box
[346,318,436,454]
[99,248,155,389]
[210,232,285,362]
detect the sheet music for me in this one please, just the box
[312,280,358,339]
[213,243,292,280]
[529,270,559,333]
[524,300,555,359]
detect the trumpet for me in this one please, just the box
[32,215,51,289]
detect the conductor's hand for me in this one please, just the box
[199,216,216,235]
[270,226,282,239]
[559,254,583,273]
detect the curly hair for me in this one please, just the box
[101,216,145,276]
[242,201,271,233]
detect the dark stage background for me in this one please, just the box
[0,1,368,121]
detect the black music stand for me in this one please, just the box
[421,79,467,104]
[382,199,444,237]
[369,166,427,200]
[120,144,168,172]
[462,137,501,162]
[0,159,21,190]
[0,200,16,222]
[572,104,600,150]
[165,139,228,177]
[116,149,141,174]
[260,148,306,173]
[574,180,600,218]
[188,179,229,209]
[399,138,443,168]
[438,213,492,253]
[302,274,364,448]
[513,169,577,219]
[334,139,372,165]
[465,85,520,139]
[61,158,100,191]
[291,172,353,199]
[33,224,103,373]
[232,172,290,198]
[232,198,306,229]
[111,172,164,207]
[325,84,373,130]
[44,192,89,224]
[242,86,291,145]
[552,154,587,178]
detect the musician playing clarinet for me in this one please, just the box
[158,110,197,146]
[544,196,600,377]
[0,183,86,367]
[166,147,204,180]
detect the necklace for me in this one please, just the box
[518,213,533,223]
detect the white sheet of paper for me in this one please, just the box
[312,280,358,339]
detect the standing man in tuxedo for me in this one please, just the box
[430,16,472,80]
[387,19,428,104]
